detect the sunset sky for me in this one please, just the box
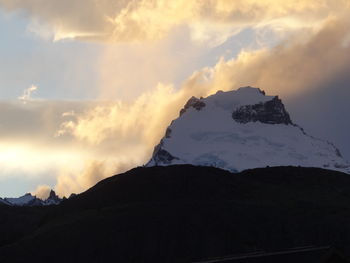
[0,0,350,198]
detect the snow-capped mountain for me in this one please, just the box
[147,87,350,173]
[1,190,62,206]
[4,193,39,206]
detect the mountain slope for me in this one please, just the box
[1,166,350,262]
[2,190,62,206]
[0,198,11,206]
[147,87,349,173]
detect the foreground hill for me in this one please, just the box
[1,165,350,262]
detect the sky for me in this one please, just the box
[0,0,350,198]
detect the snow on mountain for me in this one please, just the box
[147,86,350,173]
[43,190,62,205]
[5,193,37,206]
[3,190,62,206]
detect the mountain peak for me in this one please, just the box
[147,87,350,173]
[1,189,62,207]
[48,189,56,199]
[45,190,61,205]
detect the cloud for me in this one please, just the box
[0,100,105,197]
[32,184,51,200]
[0,0,347,43]
[55,161,107,197]
[0,99,144,197]
[95,26,209,100]
[18,85,38,103]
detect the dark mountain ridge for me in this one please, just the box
[1,165,350,262]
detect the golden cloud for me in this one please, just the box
[55,160,107,197]
[0,0,347,42]
[32,185,51,200]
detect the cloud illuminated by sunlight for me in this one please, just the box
[18,85,38,103]
[0,0,347,43]
[0,142,85,176]
[32,184,51,200]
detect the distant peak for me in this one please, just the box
[69,193,77,199]
[48,189,57,199]
[46,189,61,204]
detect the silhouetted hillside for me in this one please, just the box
[1,165,350,262]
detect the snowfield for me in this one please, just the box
[147,87,350,173]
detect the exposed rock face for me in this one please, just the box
[179,96,206,116]
[232,96,292,125]
[165,128,172,138]
[44,190,61,205]
[149,140,179,166]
